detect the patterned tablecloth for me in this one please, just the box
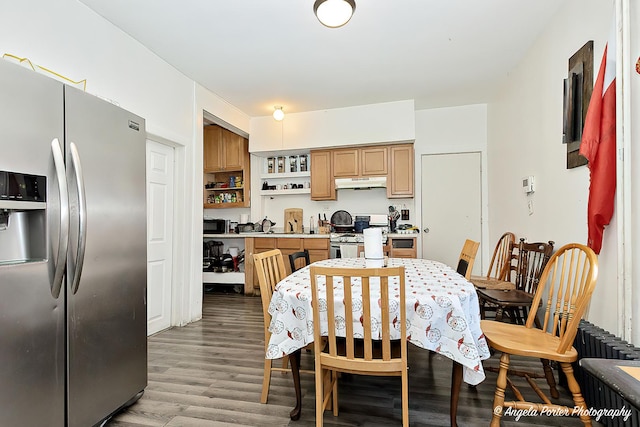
[266,258,490,385]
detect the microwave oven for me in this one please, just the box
[204,218,228,234]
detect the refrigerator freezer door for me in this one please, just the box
[0,61,66,426]
[64,86,147,427]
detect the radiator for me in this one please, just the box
[572,320,640,427]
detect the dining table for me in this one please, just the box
[266,257,491,426]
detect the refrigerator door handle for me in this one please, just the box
[69,142,87,295]
[51,138,69,299]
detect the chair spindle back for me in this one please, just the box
[310,266,407,364]
[526,243,598,354]
[486,232,516,281]
[514,239,554,294]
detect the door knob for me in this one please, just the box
[423,228,430,233]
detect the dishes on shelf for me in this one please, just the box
[260,154,312,196]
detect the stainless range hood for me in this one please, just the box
[335,176,387,190]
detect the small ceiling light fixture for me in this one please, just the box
[273,106,285,121]
[314,0,356,28]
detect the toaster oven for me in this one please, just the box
[204,218,228,234]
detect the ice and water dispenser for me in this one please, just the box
[0,170,47,265]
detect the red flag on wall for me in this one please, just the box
[580,22,616,254]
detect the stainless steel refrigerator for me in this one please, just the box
[0,59,147,426]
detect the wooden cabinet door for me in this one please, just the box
[307,250,328,264]
[360,146,388,176]
[222,128,245,171]
[389,237,417,258]
[332,148,359,177]
[388,144,414,198]
[311,150,336,200]
[246,238,278,294]
[276,238,303,275]
[390,248,416,258]
[203,126,222,172]
[304,238,330,264]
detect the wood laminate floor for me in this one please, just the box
[107,289,603,427]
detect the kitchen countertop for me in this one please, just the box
[239,232,330,238]
[387,232,419,238]
[203,232,418,239]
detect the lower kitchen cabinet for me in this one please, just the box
[304,238,330,264]
[244,236,330,295]
[388,236,417,258]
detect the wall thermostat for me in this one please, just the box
[522,176,535,194]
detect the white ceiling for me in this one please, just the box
[79,0,566,118]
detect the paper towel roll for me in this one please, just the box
[365,258,385,268]
[363,228,384,260]
[240,214,249,224]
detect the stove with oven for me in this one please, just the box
[329,214,388,258]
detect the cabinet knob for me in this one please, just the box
[423,228,430,234]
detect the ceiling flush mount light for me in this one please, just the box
[314,0,356,28]
[273,106,285,121]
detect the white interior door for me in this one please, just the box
[421,152,482,275]
[147,140,175,335]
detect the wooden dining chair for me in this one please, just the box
[477,239,558,396]
[477,239,554,324]
[470,232,517,290]
[356,244,391,258]
[288,249,310,272]
[254,249,313,403]
[456,239,480,279]
[310,265,408,427]
[481,243,598,426]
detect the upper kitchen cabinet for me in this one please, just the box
[204,125,245,172]
[203,124,251,208]
[221,129,245,170]
[360,146,388,176]
[204,125,222,171]
[388,144,414,198]
[311,143,413,201]
[332,148,359,177]
[310,150,335,200]
[332,146,388,178]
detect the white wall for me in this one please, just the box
[1,1,194,142]
[414,105,489,270]
[250,100,416,152]
[259,190,414,232]
[487,0,617,333]
[1,0,250,325]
